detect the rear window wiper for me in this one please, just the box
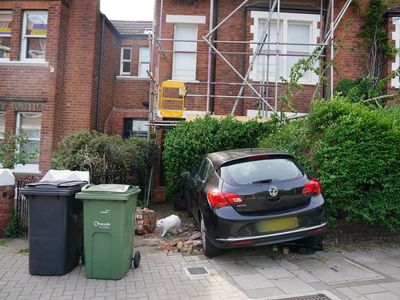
[251,179,272,184]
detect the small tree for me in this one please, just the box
[0,131,38,169]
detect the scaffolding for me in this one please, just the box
[149,0,353,123]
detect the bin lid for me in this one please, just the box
[21,181,88,197]
[75,184,140,201]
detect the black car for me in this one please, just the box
[181,148,327,257]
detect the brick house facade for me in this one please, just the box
[149,0,400,202]
[0,0,151,175]
[152,0,400,116]
[2,0,400,202]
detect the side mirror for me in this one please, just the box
[181,171,191,180]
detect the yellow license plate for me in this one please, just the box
[256,217,299,233]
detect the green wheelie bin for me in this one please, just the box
[75,184,141,280]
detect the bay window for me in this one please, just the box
[120,47,132,75]
[16,112,41,164]
[22,11,48,61]
[391,17,400,88]
[172,24,197,81]
[138,47,150,78]
[250,11,319,84]
[0,11,12,60]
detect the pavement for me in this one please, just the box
[1,239,400,300]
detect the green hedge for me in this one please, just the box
[260,98,400,231]
[163,116,276,197]
[258,119,312,173]
[52,131,157,194]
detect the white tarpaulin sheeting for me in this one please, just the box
[40,170,89,183]
[0,169,15,186]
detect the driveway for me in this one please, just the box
[1,239,400,300]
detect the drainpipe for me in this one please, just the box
[208,0,218,114]
[95,14,105,131]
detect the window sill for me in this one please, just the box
[251,79,318,86]
[116,76,150,81]
[0,60,49,67]
[170,79,200,83]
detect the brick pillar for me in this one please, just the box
[0,170,15,238]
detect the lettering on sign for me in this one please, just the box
[93,221,111,229]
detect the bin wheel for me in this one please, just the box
[133,251,141,269]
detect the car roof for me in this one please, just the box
[207,148,292,169]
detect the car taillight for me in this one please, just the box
[302,178,322,195]
[207,189,243,208]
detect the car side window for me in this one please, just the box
[198,158,213,181]
[193,159,206,181]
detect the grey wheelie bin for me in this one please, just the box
[75,184,140,280]
[21,181,87,276]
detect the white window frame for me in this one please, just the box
[392,17,400,88]
[0,11,12,62]
[120,47,132,76]
[21,11,48,62]
[15,112,41,172]
[138,47,150,78]
[249,11,320,85]
[172,23,198,82]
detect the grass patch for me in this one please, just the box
[0,239,6,246]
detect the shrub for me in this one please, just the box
[52,131,158,195]
[259,98,400,231]
[163,116,276,197]
[0,131,38,169]
[335,77,380,103]
[312,107,400,230]
[258,119,312,173]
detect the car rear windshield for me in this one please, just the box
[219,158,303,185]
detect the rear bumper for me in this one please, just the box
[203,195,327,249]
[214,222,327,249]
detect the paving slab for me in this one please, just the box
[351,284,387,295]
[231,273,275,290]
[271,278,315,294]
[365,291,400,300]
[256,266,295,279]
[292,257,383,284]
[1,240,400,299]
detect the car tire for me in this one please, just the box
[133,251,141,269]
[200,214,221,257]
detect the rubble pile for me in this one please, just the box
[135,207,157,235]
[160,230,203,255]
[134,206,203,255]
[154,216,203,255]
